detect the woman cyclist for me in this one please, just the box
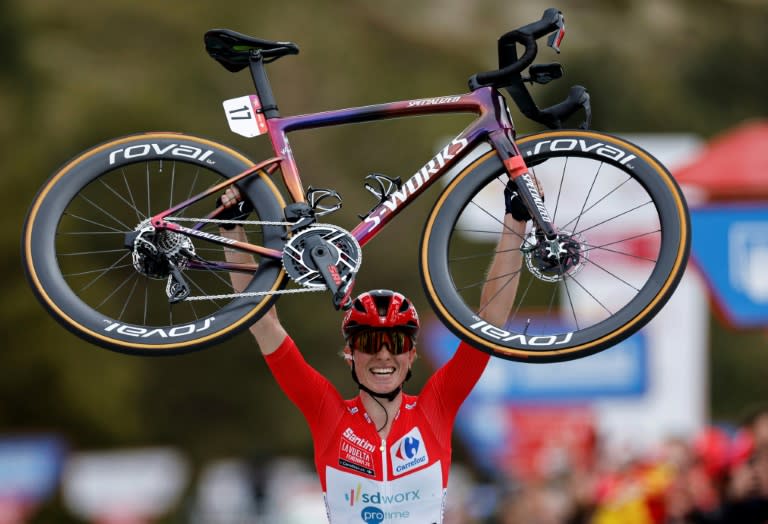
[219,183,530,524]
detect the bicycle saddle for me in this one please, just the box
[205,29,299,72]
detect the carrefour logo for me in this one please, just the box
[390,428,429,476]
[395,436,420,460]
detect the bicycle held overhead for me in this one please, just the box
[22,7,690,362]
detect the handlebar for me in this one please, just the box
[469,8,591,130]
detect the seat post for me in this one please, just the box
[248,51,280,119]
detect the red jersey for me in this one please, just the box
[265,336,489,524]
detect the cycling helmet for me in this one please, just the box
[342,289,419,339]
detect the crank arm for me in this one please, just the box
[304,235,355,310]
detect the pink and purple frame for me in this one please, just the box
[152,86,518,272]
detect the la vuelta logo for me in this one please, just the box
[390,428,429,476]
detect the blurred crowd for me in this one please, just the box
[3,409,768,523]
[483,407,768,524]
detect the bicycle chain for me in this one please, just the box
[165,217,293,227]
[182,286,325,301]
[164,217,326,301]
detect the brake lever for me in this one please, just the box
[546,13,566,53]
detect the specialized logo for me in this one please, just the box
[108,143,215,166]
[523,138,637,168]
[407,96,461,107]
[469,319,574,346]
[363,137,469,229]
[390,428,429,476]
[339,428,376,476]
[173,224,238,245]
[520,173,551,222]
[103,317,216,338]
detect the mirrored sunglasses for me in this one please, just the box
[348,330,414,355]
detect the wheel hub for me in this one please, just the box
[522,229,588,283]
[130,222,196,279]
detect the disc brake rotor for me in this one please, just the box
[522,229,588,283]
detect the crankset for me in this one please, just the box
[282,224,362,309]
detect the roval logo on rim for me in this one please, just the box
[108,143,216,165]
[523,138,637,168]
[103,317,216,338]
[469,319,574,346]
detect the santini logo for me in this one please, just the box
[390,428,428,476]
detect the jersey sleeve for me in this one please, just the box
[418,341,490,445]
[264,336,344,433]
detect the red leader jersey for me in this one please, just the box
[264,336,489,524]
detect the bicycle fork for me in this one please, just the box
[490,130,557,240]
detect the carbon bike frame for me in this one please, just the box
[149,86,539,273]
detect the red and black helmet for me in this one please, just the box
[342,289,419,339]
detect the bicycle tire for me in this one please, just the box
[421,130,690,362]
[23,132,288,355]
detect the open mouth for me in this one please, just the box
[370,367,395,376]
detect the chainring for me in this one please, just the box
[282,224,362,289]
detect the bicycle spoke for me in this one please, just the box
[561,269,580,331]
[118,275,140,321]
[120,169,149,222]
[60,248,131,257]
[449,247,519,263]
[468,200,527,241]
[65,209,129,234]
[100,176,147,225]
[456,268,525,292]
[477,271,521,318]
[585,257,642,292]
[565,273,614,316]
[571,161,603,235]
[573,200,654,236]
[169,160,177,209]
[64,263,134,277]
[95,269,142,310]
[557,175,634,232]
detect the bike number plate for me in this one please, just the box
[223,95,268,138]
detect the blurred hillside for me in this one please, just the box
[2,0,768,521]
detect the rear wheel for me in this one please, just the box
[421,130,690,362]
[23,133,288,355]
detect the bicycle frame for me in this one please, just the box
[150,86,543,273]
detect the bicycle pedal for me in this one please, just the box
[306,186,342,217]
[358,173,402,219]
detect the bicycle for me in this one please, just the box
[22,8,690,362]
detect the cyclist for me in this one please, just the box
[219,182,531,524]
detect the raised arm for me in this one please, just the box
[477,181,533,325]
[218,191,287,355]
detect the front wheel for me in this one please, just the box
[421,130,690,362]
[23,133,288,355]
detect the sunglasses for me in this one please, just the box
[348,330,414,355]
